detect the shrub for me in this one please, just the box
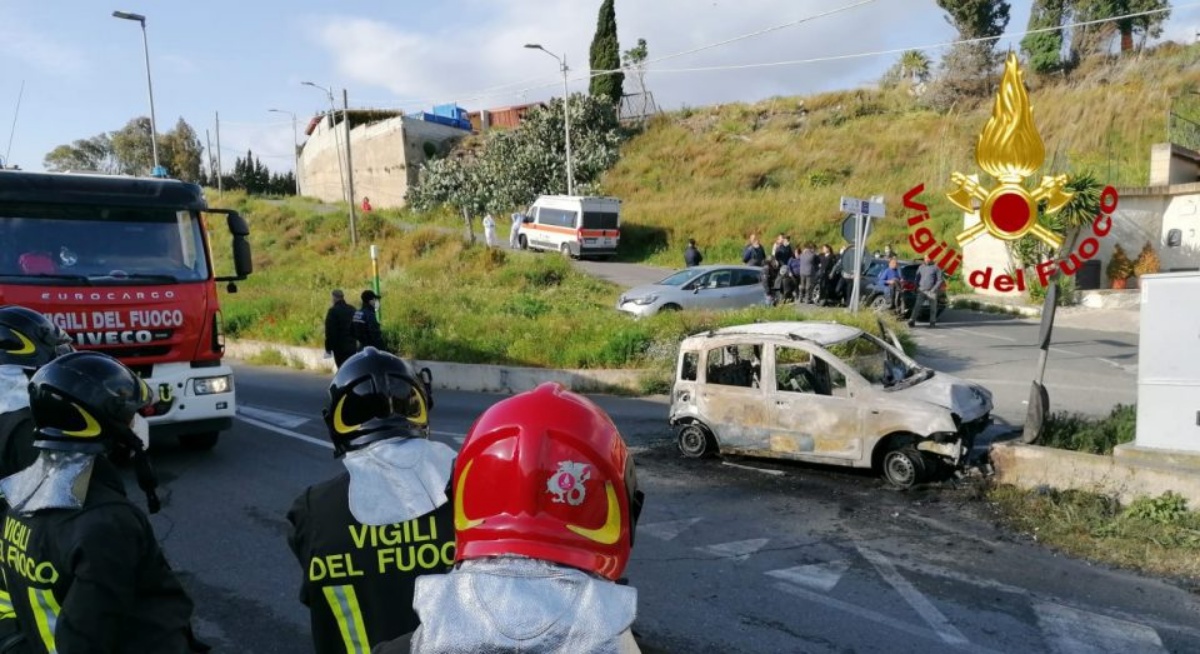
[1038,403,1136,454]
[1028,274,1076,306]
[1107,244,1134,282]
[1133,241,1160,277]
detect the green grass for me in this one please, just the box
[1038,404,1137,454]
[989,486,1200,580]
[211,192,912,370]
[598,42,1200,271]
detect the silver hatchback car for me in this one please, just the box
[617,265,769,317]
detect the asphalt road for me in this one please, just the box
[134,348,1193,654]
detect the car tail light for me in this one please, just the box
[900,280,916,292]
[576,228,584,242]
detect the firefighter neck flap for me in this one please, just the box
[0,451,96,513]
[344,437,456,526]
[0,365,29,415]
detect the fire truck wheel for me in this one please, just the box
[179,431,220,451]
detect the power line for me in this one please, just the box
[624,0,1195,75]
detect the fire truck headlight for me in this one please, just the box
[193,375,232,395]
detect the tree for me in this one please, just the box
[1067,0,1171,58]
[621,38,653,116]
[409,93,623,217]
[926,1,1012,109]
[161,118,204,182]
[882,50,932,88]
[43,134,119,173]
[1021,0,1068,73]
[109,117,157,175]
[588,0,624,106]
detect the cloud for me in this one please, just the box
[308,0,957,112]
[0,9,89,76]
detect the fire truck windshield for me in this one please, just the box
[0,204,210,285]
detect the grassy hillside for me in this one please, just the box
[602,42,1200,268]
[211,192,908,380]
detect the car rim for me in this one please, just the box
[886,452,915,486]
[680,427,705,455]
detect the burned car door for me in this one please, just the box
[768,344,865,463]
[697,343,770,449]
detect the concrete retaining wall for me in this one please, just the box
[223,339,650,395]
[990,442,1200,507]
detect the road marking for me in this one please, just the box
[237,405,310,429]
[237,415,333,450]
[640,518,703,542]
[947,328,1016,343]
[857,545,970,647]
[236,415,465,449]
[696,538,769,562]
[965,378,1135,393]
[722,461,785,476]
[772,583,1002,653]
[1034,601,1166,654]
[765,561,849,592]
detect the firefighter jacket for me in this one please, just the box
[0,407,36,654]
[287,472,455,654]
[0,456,197,654]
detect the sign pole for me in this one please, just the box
[850,212,862,312]
[370,244,381,322]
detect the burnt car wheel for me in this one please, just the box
[678,424,717,459]
[882,447,926,488]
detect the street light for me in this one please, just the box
[301,81,348,204]
[112,10,163,177]
[525,43,574,196]
[268,108,301,195]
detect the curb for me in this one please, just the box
[950,296,1042,318]
[989,442,1200,507]
[223,339,652,395]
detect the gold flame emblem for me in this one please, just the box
[948,52,1072,249]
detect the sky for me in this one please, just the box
[2,0,1198,174]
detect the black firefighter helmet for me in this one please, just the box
[28,351,151,454]
[0,305,74,372]
[323,347,434,457]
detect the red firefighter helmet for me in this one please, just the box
[453,382,641,581]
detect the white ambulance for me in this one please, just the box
[516,195,621,259]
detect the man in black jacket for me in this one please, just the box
[324,290,357,368]
[0,351,206,654]
[683,239,703,267]
[287,348,452,654]
[353,290,387,352]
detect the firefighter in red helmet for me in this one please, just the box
[373,382,645,654]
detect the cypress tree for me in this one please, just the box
[588,0,625,106]
[1021,0,1066,74]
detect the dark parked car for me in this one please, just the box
[859,259,949,320]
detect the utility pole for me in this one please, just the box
[524,44,574,195]
[343,89,358,247]
[215,111,223,194]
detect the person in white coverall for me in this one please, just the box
[483,214,497,248]
[509,212,523,249]
[371,382,648,654]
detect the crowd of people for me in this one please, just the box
[0,303,651,653]
[737,233,850,307]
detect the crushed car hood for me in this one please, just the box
[890,372,993,422]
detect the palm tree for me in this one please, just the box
[898,50,932,84]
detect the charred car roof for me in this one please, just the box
[682,321,864,348]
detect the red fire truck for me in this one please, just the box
[0,170,253,450]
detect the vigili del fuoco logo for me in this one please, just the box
[902,52,1119,294]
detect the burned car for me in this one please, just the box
[668,321,993,488]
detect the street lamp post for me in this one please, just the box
[301,81,348,205]
[112,10,163,177]
[525,44,574,196]
[268,108,301,195]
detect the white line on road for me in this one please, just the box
[236,416,464,449]
[722,461,785,476]
[772,583,1002,653]
[237,405,310,429]
[965,378,1135,393]
[765,561,849,592]
[695,538,769,563]
[640,518,703,542]
[946,328,1016,343]
[857,544,971,647]
[237,415,332,450]
[1035,601,1166,654]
